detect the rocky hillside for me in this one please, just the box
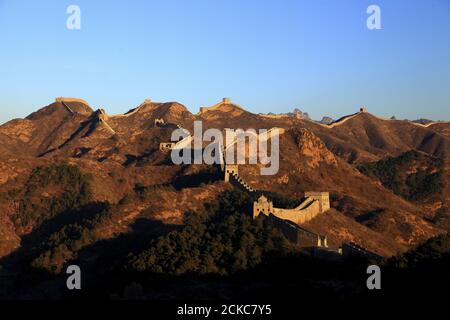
[0,98,449,261]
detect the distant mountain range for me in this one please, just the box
[259,108,445,126]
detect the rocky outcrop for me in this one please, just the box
[291,128,337,168]
[319,116,334,125]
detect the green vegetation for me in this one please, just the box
[12,164,92,227]
[387,233,450,269]
[31,202,116,274]
[28,185,295,276]
[357,150,443,201]
[405,171,442,201]
[128,190,293,275]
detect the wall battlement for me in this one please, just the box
[229,172,256,193]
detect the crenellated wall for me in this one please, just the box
[253,192,330,225]
[228,171,256,193]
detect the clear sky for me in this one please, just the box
[0,0,449,124]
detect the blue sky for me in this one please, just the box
[0,0,449,124]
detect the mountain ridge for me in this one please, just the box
[0,97,449,260]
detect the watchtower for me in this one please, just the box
[253,195,274,219]
[224,164,239,182]
[304,192,330,213]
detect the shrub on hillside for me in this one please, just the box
[12,164,92,227]
[128,190,294,275]
[357,150,443,202]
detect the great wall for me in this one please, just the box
[320,107,449,129]
[253,193,330,225]
[50,97,419,259]
[55,97,91,106]
[56,97,449,131]
[158,104,332,250]
[109,99,153,119]
[198,97,245,114]
[94,109,117,135]
[218,128,331,250]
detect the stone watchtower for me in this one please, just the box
[360,107,368,113]
[253,195,274,219]
[304,192,330,213]
[224,164,238,182]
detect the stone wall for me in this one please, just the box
[228,171,256,193]
[304,191,330,212]
[341,242,383,262]
[273,201,321,224]
[199,98,230,113]
[224,164,238,182]
[55,97,90,105]
[198,98,246,113]
[253,192,330,225]
[269,216,328,248]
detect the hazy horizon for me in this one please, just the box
[1,0,449,124]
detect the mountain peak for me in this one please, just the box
[26,98,93,121]
[54,97,93,115]
[198,98,245,115]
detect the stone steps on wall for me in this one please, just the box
[229,172,256,193]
